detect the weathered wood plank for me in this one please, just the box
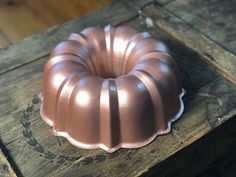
[164,0,236,54]
[155,0,177,5]
[139,3,236,84]
[0,1,138,176]
[52,18,236,177]
[0,0,137,75]
[54,77,236,177]
[132,0,153,7]
[142,116,236,177]
[131,0,177,7]
[1,15,236,177]
[0,1,236,177]
[0,149,17,177]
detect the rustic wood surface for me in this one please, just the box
[163,0,236,54]
[142,115,236,177]
[0,0,235,177]
[0,1,137,76]
[139,0,236,84]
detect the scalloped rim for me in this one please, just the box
[39,88,185,153]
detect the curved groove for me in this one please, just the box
[81,34,98,75]
[54,73,78,131]
[68,33,89,47]
[40,73,75,128]
[52,39,96,74]
[46,54,89,73]
[138,50,177,66]
[81,27,105,76]
[58,52,92,71]
[110,28,115,77]
[132,50,173,67]
[136,52,182,93]
[65,77,81,135]
[99,79,110,145]
[122,32,151,74]
[55,73,80,131]
[130,69,166,132]
[41,88,185,153]
[99,79,120,148]
[67,39,97,74]
[69,33,98,75]
[50,40,92,70]
[40,25,186,153]
[104,26,111,75]
[125,39,171,74]
[107,79,120,147]
[105,25,115,76]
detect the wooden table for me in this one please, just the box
[0,0,236,176]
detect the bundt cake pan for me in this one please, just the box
[40,25,185,153]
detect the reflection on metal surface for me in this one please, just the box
[40,25,185,153]
[76,91,90,106]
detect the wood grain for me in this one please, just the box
[140,3,236,84]
[142,116,236,177]
[165,0,236,54]
[0,1,137,76]
[0,0,235,177]
[1,15,236,177]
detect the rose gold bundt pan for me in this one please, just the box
[40,25,185,153]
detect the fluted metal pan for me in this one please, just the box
[40,25,185,153]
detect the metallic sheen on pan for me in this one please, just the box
[40,25,185,153]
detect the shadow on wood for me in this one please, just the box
[142,115,236,177]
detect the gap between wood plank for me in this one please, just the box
[158,3,236,56]
[0,54,48,76]
[127,0,236,84]
[1,1,235,176]
[0,2,140,176]
[0,13,140,146]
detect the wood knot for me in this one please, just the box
[2,164,9,173]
